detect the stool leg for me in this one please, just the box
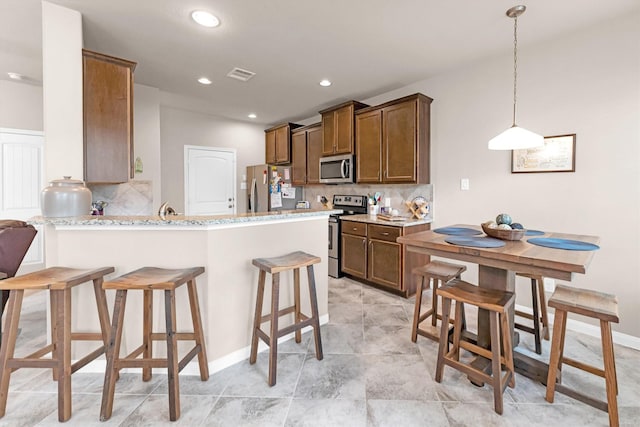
[250,270,266,365]
[0,290,24,417]
[411,276,426,342]
[164,289,180,421]
[489,310,504,415]
[545,309,567,402]
[537,279,550,341]
[55,288,72,422]
[293,268,302,344]
[431,279,439,327]
[530,280,542,355]
[268,273,280,386]
[600,320,619,427]
[306,265,323,361]
[435,296,452,383]
[100,289,128,421]
[142,289,153,381]
[50,290,58,381]
[92,277,112,355]
[501,309,516,388]
[187,279,209,380]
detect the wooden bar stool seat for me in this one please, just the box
[545,285,619,427]
[100,267,209,422]
[0,266,114,422]
[251,251,323,386]
[515,273,550,354]
[411,260,466,342]
[435,280,516,415]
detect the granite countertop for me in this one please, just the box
[341,214,432,227]
[30,209,341,227]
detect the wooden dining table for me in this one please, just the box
[397,224,600,383]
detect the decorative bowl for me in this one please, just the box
[481,222,526,241]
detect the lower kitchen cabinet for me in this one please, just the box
[341,219,429,296]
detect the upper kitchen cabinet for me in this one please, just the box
[355,93,432,184]
[320,101,368,156]
[291,123,322,185]
[82,49,136,184]
[265,123,301,165]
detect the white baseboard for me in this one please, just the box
[515,303,640,351]
[78,313,330,375]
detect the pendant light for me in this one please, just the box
[488,5,543,150]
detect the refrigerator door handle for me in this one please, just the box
[250,178,257,213]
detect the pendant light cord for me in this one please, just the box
[512,15,518,127]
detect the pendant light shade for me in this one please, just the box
[488,125,543,150]
[488,5,543,150]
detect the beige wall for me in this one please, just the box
[0,80,43,131]
[132,84,162,206]
[359,12,640,337]
[159,106,265,214]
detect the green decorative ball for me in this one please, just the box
[496,213,512,225]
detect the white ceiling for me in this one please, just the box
[1,0,638,125]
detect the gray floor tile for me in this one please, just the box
[363,303,408,326]
[35,392,146,426]
[367,400,450,427]
[329,302,363,324]
[119,394,217,426]
[285,398,366,427]
[0,392,58,426]
[328,279,362,304]
[363,324,421,355]
[202,397,290,427]
[320,323,365,354]
[364,354,438,401]
[294,354,366,399]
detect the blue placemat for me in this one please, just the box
[445,236,506,248]
[434,227,483,236]
[527,237,600,251]
[525,230,545,236]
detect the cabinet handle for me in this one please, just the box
[381,232,390,236]
[362,239,366,247]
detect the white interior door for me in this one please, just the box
[0,128,45,272]
[185,145,236,215]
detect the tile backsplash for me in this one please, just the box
[88,180,153,216]
[303,184,434,220]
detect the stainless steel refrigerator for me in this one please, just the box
[246,164,303,213]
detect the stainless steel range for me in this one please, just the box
[328,195,368,278]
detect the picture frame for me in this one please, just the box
[511,134,576,173]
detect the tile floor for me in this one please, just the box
[1,277,639,426]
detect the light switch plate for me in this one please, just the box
[460,178,470,190]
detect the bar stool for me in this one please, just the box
[411,260,467,342]
[515,273,550,354]
[251,251,323,386]
[100,267,209,422]
[0,266,114,422]
[545,285,619,427]
[435,280,516,415]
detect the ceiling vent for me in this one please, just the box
[226,67,256,82]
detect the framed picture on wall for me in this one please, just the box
[511,134,576,173]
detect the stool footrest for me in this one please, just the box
[514,322,536,335]
[255,316,314,346]
[7,358,57,369]
[150,332,196,341]
[71,332,107,341]
[115,345,203,374]
[555,383,608,413]
[260,305,297,323]
[23,344,55,360]
[71,347,105,373]
[563,356,605,378]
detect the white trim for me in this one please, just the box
[77,313,330,375]
[516,303,640,351]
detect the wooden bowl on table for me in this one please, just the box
[481,222,526,241]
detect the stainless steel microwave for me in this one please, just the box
[319,154,355,184]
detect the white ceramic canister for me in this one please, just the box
[41,176,92,217]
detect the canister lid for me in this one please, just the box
[49,176,87,186]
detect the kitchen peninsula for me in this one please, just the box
[32,209,338,373]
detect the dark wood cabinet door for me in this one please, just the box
[368,239,401,289]
[341,234,367,279]
[335,105,354,154]
[306,125,322,184]
[383,100,417,182]
[355,109,382,183]
[274,126,290,164]
[291,130,307,185]
[265,130,276,164]
[321,112,336,155]
[83,50,135,183]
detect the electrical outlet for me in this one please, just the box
[460,178,470,190]
[317,195,322,202]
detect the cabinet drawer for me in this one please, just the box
[368,224,400,242]
[341,221,367,236]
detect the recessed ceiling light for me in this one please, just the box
[7,72,24,80]
[248,113,257,119]
[198,77,212,85]
[191,10,220,28]
[319,79,332,87]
